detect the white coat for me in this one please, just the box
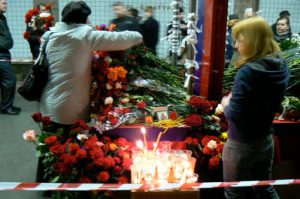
[40,22,143,124]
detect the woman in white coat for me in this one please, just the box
[40,1,143,125]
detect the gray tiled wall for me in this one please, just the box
[6,0,300,59]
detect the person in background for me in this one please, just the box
[40,1,143,126]
[271,10,292,35]
[225,14,239,65]
[243,7,254,19]
[221,17,289,199]
[128,7,141,23]
[273,16,292,43]
[141,6,159,55]
[26,3,52,59]
[0,0,21,115]
[110,1,141,32]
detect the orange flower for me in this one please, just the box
[115,66,128,79]
[107,68,118,81]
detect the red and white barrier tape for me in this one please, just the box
[0,179,299,191]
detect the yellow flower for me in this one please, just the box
[220,132,228,140]
[115,66,128,79]
[107,68,118,81]
[109,143,118,151]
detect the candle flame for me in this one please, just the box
[141,127,146,134]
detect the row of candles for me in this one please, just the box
[130,127,198,186]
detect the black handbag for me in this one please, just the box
[18,32,53,101]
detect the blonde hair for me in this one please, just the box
[232,16,281,67]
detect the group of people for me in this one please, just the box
[226,9,296,64]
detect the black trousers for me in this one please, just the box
[0,60,16,111]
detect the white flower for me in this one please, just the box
[215,104,224,115]
[23,130,36,142]
[77,134,88,141]
[106,83,113,90]
[207,140,217,150]
[104,97,113,105]
[104,56,112,63]
[212,115,221,123]
[39,12,50,18]
[115,82,123,89]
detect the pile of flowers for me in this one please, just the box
[24,113,133,198]
[23,5,54,40]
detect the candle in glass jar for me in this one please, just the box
[141,127,148,149]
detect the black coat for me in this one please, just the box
[0,14,13,59]
[141,17,159,54]
[110,16,141,32]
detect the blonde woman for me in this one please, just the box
[221,17,290,199]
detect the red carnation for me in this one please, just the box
[122,158,132,171]
[118,175,129,183]
[42,116,51,126]
[201,135,220,146]
[114,156,121,164]
[113,165,123,174]
[208,156,221,170]
[137,101,146,109]
[202,146,217,156]
[192,138,199,145]
[79,175,92,183]
[169,111,178,120]
[171,141,186,150]
[184,137,193,144]
[102,156,116,169]
[61,154,77,166]
[97,171,110,182]
[123,107,131,114]
[49,143,64,155]
[74,120,90,131]
[45,136,57,145]
[115,137,127,147]
[76,149,87,160]
[31,112,42,122]
[107,114,118,125]
[185,114,203,127]
[58,162,70,174]
[69,143,80,155]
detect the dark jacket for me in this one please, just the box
[26,26,45,59]
[110,16,141,32]
[141,17,159,54]
[224,56,290,141]
[0,13,13,59]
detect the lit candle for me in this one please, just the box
[153,128,169,152]
[141,127,148,149]
[136,140,144,149]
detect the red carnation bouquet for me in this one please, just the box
[24,113,133,198]
[23,5,54,40]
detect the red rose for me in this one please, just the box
[79,175,92,183]
[208,156,221,170]
[113,165,123,174]
[76,149,87,160]
[189,96,213,113]
[171,142,186,150]
[137,101,146,109]
[107,114,118,125]
[118,175,129,183]
[69,143,80,155]
[122,158,132,171]
[74,120,90,131]
[216,143,224,154]
[42,116,51,126]
[49,142,64,155]
[103,156,116,169]
[31,112,42,122]
[61,154,77,165]
[97,171,110,182]
[114,156,121,164]
[169,111,178,120]
[45,136,57,145]
[185,114,203,127]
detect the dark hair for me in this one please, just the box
[62,1,91,24]
[279,10,290,17]
[113,1,124,7]
[144,6,153,13]
[276,16,290,27]
[128,8,139,17]
[36,3,46,10]
[179,7,184,13]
